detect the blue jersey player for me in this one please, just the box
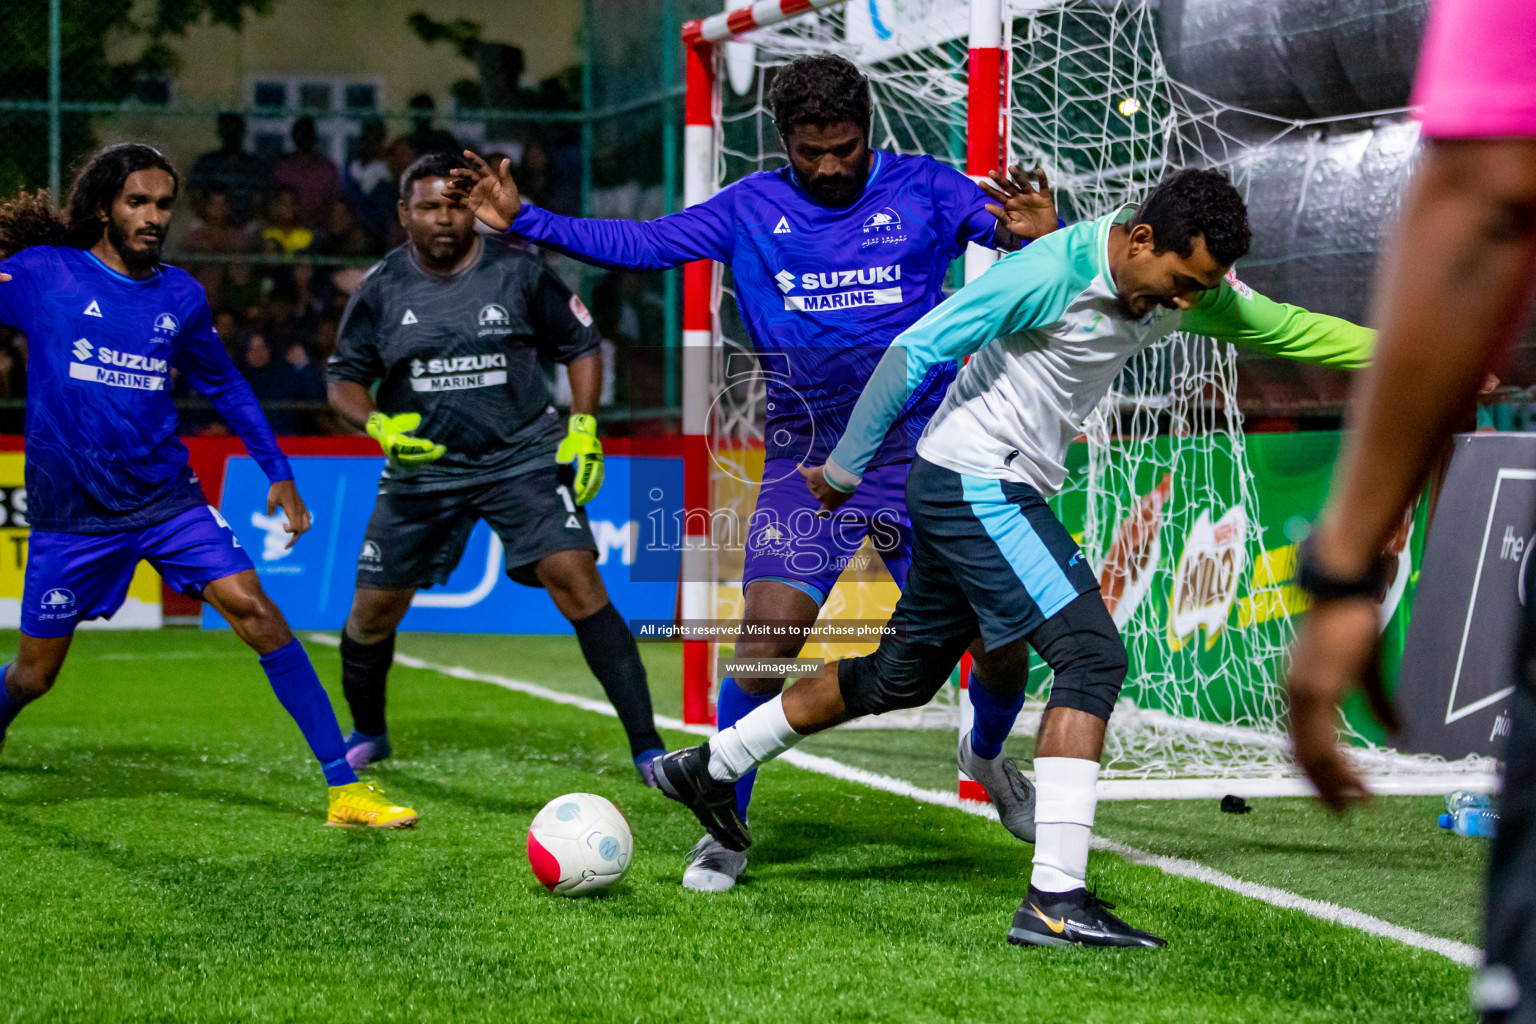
[0,144,416,828]
[447,56,1059,889]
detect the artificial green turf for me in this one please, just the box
[0,629,1478,1023]
[387,631,1490,948]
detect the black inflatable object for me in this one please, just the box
[1230,120,1419,324]
[1159,0,1429,120]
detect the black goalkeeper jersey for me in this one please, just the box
[328,236,600,492]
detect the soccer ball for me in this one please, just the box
[527,792,633,895]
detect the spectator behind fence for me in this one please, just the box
[269,115,340,229]
[261,186,314,255]
[398,93,459,158]
[189,113,266,225]
[179,190,257,299]
[345,118,394,243]
[213,312,241,358]
[239,331,323,434]
[319,198,378,257]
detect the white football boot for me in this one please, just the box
[681,833,748,892]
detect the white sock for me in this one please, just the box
[1030,756,1100,894]
[707,695,803,782]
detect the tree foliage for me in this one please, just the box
[0,0,274,192]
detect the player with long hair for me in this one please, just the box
[0,143,416,828]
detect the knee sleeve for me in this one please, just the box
[1030,594,1127,722]
[837,633,972,718]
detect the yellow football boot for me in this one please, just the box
[326,781,418,828]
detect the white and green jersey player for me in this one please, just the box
[822,203,1371,496]
[651,170,1373,948]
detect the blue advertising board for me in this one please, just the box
[206,454,683,634]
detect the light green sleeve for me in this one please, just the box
[822,230,1090,490]
[1179,274,1375,369]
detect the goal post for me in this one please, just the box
[676,0,1009,730]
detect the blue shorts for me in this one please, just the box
[741,459,913,605]
[22,505,254,638]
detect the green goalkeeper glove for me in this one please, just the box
[556,413,605,505]
[366,411,446,468]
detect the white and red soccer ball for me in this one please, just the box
[527,792,633,895]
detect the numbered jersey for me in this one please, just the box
[329,237,600,492]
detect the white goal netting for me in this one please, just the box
[706,0,1496,783]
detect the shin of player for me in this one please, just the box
[328,154,664,780]
[0,144,414,828]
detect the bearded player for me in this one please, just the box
[654,169,1375,946]
[0,143,416,828]
[446,54,1059,892]
[327,153,668,782]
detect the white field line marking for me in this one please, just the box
[306,634,1482,966]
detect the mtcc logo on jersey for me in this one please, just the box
[862,208,902,233]
[478,304,509,326]
[153,312,180,336]
[41,588,75,610]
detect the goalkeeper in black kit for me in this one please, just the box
[327,153,667,784]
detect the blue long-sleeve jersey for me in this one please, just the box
[0,246,292,533]
[511,151,1002,468]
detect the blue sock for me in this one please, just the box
[0,664,24,739]
[717,677,776,819]
[259,639,358,787]
[968,668,1025,761]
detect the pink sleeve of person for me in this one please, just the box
[1412,0,1536,139]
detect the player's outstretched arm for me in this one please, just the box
[447,150,735,273]
[178,304,297,504]
[1180,276,1375,370]
[1287,138,1536,810]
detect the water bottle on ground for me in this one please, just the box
[1439,807,1498,837]
[1446,790,1493,815]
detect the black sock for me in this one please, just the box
[340,631,395,737]
[572,602,665,757]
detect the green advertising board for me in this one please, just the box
[1035,431,1418,746]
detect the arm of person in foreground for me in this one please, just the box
[1286,137,1536,810]
[1179,274,1375,369]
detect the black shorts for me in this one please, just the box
[889,456,1100,651]
[354,463,598,591]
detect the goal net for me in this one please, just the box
[697,0,1497,786]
